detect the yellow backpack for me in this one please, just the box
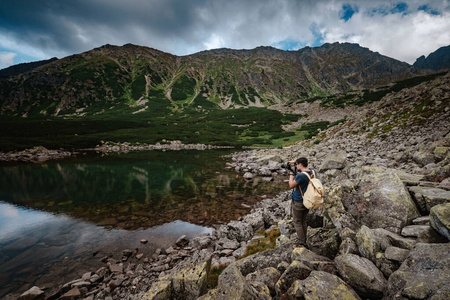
[300,170,324,209]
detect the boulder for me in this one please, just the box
[339,238,359,255]
[401,225,433,238]
[307,227,341,259]
[335,254,387,299]
[349,167,420,233]
[372,228,417,250]
[384,246,410,262]
[142,278,173,300]
[291,247,337,274]
[392,169,425,184]
[355,225,380,262]
[176,235,189,247]
[409,186,450,213]
[287,271,361,300]
[229,244,293,277]
[277,218,295,237]
[438,177,450,190]
[258,167,272,177]
[191,234,213,250]
[434,146,449,162]
[243,172,253,180]
[246,267,281,296]
[172,253,212,299]
[242,211,265,231]
[214,264,265,299]
[429,203,450,240]
[216,221,253,242]
[143,251,212,300]
[319,151,347,171]
[18,286,45,300]
[275,260,312,294]
[324,182,361,232]
[413,150,435,166]
[387,243,450,299]
[217,237,240,250]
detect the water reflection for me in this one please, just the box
[0,201,212,297]
[0,150,283,229]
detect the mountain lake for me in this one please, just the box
[0,149,285,297]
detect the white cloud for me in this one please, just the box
[0,51,16,68]
[320,7,450,63]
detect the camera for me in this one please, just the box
[281,162,297,174]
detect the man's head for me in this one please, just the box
[295,157,308,168]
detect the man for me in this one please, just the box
[287,157,316,248]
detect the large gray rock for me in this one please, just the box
[355,225,380,262]
[215,264,269,299]
[242,211,265,231]
[413,150,435,166]
[387,243,450,299]
[335,254,387,299]
[372,228,417,250]
[353,167,420,233]
[401,225,433,238]
[142,251,212,300]
[229,244,293,277]
[384,246,410,262]
[392,169,425,184]
[287,271,361,300]
[275,260,312,294]
[429,203,450,240]
[307,227,341,259]
[319,151,347,171]
[291,247,337,275]
[216,221,253,242]
[246,267,281,296]
[409,186,450,213]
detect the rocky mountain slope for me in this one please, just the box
[0,57,58,79]
[0,42,421,117]
[414,45,450,72]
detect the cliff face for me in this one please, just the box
[0,42,421,117]
[414,45,450,72]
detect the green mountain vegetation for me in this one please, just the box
[0,42,434,152]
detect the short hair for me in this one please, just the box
[296,157,308,167]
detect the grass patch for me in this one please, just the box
[243,228,281,258]
[207,264,228,289]
[0,107,304,151]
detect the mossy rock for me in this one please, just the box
[387,243,450,299]
[335,253,387,299]
[430,203,450,240]
[287,270,361,300]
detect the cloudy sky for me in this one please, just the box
[0,0,449,69]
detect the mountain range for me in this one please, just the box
[0,42,449,152]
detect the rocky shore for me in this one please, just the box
[0,141,235,164]
[89,140,235,153]
[0,146,75,163]
[13,72,450,299]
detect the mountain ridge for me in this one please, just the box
[0,42,423,117]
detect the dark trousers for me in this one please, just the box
[292,200,309,244]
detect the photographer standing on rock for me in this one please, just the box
[286,157,316,249]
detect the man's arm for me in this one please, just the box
[289,173,299,188]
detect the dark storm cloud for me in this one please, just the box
[0,0,449,68]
